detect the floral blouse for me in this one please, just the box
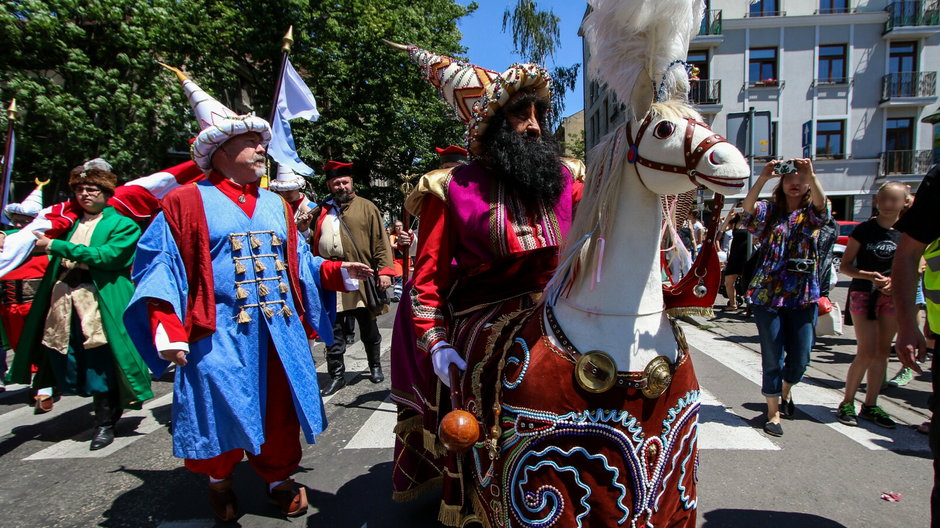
[745,200,828,310]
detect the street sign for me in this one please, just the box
[802,121,813,158]
[726,110,772,157]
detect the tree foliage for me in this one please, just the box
[501,0,580,132]
[0,0,473,212]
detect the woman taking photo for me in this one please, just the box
[721,202,750,311]
[742,159,828,437]
[836,181,910,428]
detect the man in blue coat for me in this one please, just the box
[125,68,371,521]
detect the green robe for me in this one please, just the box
[7,206,153,409]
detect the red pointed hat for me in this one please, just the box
[323,161,353,179]
[435,145,468,157]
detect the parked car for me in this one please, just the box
[833,220,860,270]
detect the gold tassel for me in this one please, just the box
[255,259,266,273]
[250,234,262,249]
[235,284,249,300]
[258,282,270,297]
[279,280,289,294]
[280,304,293,318]
[275,258,287,271]
[271,233,282,246]
[230,236,243,251]
[235,261,247,275]
[237,307,252,324]
[262,304,276,318]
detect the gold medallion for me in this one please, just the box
[641,356,673,399]
[238,195,246,203]
[574,350,617,393]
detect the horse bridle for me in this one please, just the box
[626,114,745,189]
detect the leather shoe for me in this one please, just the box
[34,395,54,414]
[208,478,238,521]
[268,479,308,517]
[90,425,115,450]
[369,365,384,384]
[320,376,345,396]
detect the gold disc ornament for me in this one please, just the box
[574,350,618,393]
[641,356,673,399]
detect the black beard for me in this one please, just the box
[332,191,353,204]
[482,117,563,206]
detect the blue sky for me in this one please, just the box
[456,0,587,118]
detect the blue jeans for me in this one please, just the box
[753,304,818,397]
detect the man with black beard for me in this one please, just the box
[311,161,395,396]
[388,45,584,513]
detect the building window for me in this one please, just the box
[819,0,849,14]
[885,117,914,151]
[749,0,781,17]
[749,48,778,86]
[815,120,845,159]
[818,44,847,83]
[889,41,917,74]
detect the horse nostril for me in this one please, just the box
[708,150,727,166]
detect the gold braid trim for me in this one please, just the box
[666,306,714,318]
[392,476,443,503]
[392,414,448,458]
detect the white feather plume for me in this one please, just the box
[582,0,705,110]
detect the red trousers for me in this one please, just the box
[0,302,32,350]
[184,346,301,483]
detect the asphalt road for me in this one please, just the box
[0,282,931,528]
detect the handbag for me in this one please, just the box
[816,300,843,337]
[336,207,389,316]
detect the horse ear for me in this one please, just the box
[629,69,655,122]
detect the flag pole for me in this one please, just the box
[268,26,294,125]
[1,99,17,212]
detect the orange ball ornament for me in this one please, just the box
[438,410,480,454]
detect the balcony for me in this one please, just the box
[692,10,723,48]
[689,79,721,112]
[880,150,935,177]
[884,1,940,38]
[880,71,937,106]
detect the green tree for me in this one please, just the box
[502,0,579,132]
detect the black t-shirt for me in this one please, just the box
[849,218,901,290]
[895,164,940,244]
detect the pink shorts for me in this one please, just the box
[849,291,895,317]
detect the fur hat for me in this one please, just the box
[68,158,117,193]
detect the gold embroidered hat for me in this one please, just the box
[393,42,552,156]
[159,63,272,172]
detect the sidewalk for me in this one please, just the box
[682,276,933,427]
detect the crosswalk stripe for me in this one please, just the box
[698,388,780,450]
[0,391,93,435]
[23,392,173,460]
[319,328,393,406]
[344,396,397,450]
[683,322,930,454]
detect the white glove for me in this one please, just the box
[431,341,467,387]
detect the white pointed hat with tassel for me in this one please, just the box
[159,63,272,172]
[268,164,306,192]
[5,178,48,218]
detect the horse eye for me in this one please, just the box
[653,121,676,139]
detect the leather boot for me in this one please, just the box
[90,391,122,451]
[268,478,308,517]
[320,376,346,396]
[321,351,346,396]
[208,477,239,521]
[364,342,384,384]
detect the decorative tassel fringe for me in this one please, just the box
[437,504,465,527]
[262,304,276,318]
[258,282,270,297]
[230,236,243,251]
[665,306,714,319]
[275,258,287,271]
[391,476,443,504]
[271,233,282,246]
[279,280,289,294]
[280,305,293,318]
[250,234,262,249]
[235,261,247,275]
[235,284,249,300]
[255,259,266,273]
[237,307,251,323]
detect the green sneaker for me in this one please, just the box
[859,404,896,429]
[887,367,915,388]
[837,401,857,426]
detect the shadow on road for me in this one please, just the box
[701,508,848,527]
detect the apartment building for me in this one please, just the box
[581,0,939,220]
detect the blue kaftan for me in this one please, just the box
[124,182,335,459]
